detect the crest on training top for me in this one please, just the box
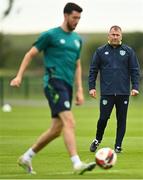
[120,50,126,56]
[74,39,80,48]
[105,51,109,55]
[60,39,66,44]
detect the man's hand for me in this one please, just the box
[130,89,139,96]
[89,89,96,98]
[75,88,84,105]
[10,76,22,87]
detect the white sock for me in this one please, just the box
[71,155,82,167]
[23,148,36,161]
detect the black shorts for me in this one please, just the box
[44,78,73,117]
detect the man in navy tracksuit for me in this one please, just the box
[88,25,140,153]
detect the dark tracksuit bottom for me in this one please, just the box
[96,95,129,148]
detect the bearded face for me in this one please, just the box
[65,11,81,31]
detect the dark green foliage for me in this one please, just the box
[80,33,107,76]
[123,32,143,70]
[0,32,143,76]
[2,0,14,19]
[0,33,12,68]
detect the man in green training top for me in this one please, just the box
[10,2,96,175]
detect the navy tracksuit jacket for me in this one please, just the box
[88,43,140,147]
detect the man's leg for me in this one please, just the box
[59,111,77,156]
[32,118,63,153]
[96,96,115,141]
[18,117,63,174]
[90,95,114,152]
[115,95,129,152]
[59,110,96,174]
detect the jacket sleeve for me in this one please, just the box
[88,51,100,90]
[129,48,140,90]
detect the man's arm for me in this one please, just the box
[10,47,39,87]
[129,48,140,96]
[88,51,100,98]
[74,59,84,105]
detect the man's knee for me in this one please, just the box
[64,117,75,129]
[59,111,75,129]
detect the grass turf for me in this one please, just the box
[0,99,143,179]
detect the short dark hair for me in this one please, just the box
[110,25,122,32]
[63,2,83,14]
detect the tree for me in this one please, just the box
[2,0,14,19]
[0,0,14,68]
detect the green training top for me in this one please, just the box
[33,26,82,87]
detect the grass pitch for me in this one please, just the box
[0,98,143,179]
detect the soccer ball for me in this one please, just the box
[95,147,117,169]
[2,104,12,112]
